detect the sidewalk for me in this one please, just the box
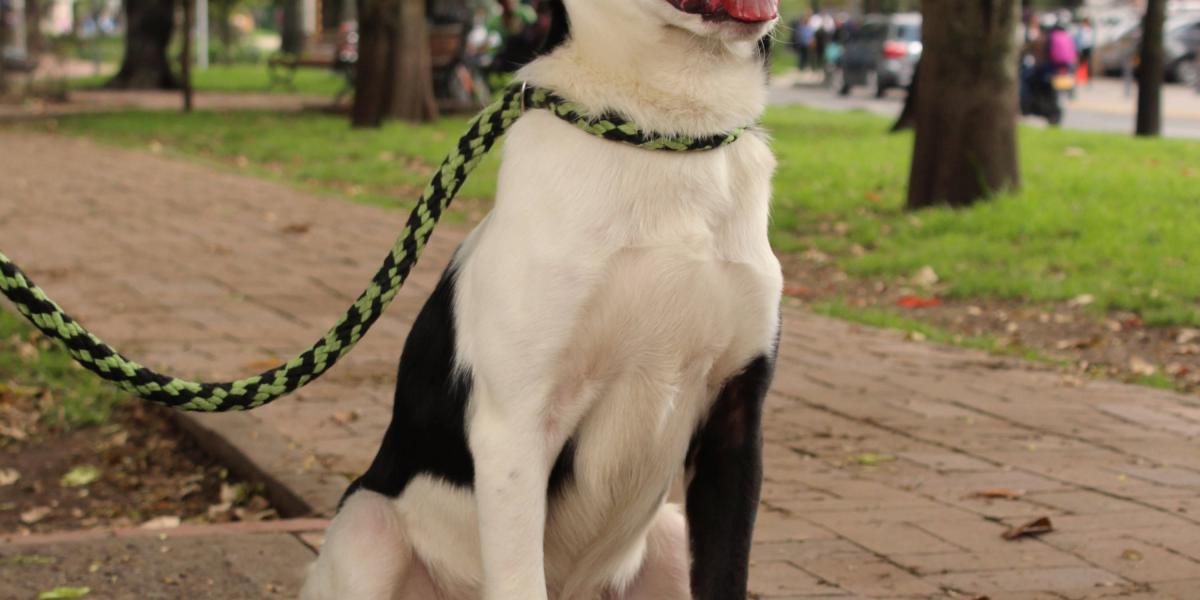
[2,131,1199,598]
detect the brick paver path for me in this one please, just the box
[3,132,1199,599]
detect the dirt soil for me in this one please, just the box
[780,254,1200,394]
[0,398,276,536]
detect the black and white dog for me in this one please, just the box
[301,0,781,598]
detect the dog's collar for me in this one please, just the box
[515,82,747,152]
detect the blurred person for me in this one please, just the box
[790,13,813,71]
[810,11,828,71]
[1076,17,1095,86]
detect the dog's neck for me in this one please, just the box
[519,16,769,138]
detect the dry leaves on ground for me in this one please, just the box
[1002,516,1054,540]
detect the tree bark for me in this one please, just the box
[107,0,179,89]
[1136,0,1166,137]
[351,0,437,127]
[351,0,395,127]
[387,0,437,121]
[906,0,1021,210]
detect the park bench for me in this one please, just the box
[267,50,355,103]
[266,23,483,111]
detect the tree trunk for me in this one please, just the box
[351,0,395,127]
[1136,0,1166,137]
[351,0,437,127]
[182,0,194,112]
[906,0,1021,210]
[280,0,304,55]
[107,0,179,89]
[387,0,437,121]
[25,0,44,58]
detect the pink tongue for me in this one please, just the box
[717,0,778,21]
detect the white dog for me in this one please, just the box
[301,0,781,598]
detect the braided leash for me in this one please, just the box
[0,83,745,412]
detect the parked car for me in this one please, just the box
[1096,14,1200,86]
[833,13,922,98]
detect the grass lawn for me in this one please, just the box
[67,63,348,97]
[21,104,1200,330]
[0,311,125,430]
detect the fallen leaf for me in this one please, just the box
[971,488,1026,500]
[801,248,830,265]
[852,453,896,466]
[0,468,19,487]
[1055,337,1100,350]
[38,587,90,599]
[782,285,815,299]
[60,466,100,488]
[906,331,927,342]
[1068,294,1095,308]
[1177,329,1200,345]
[1121,548,1144,562]
[220,482,248,505]
[898,296,942,309]
[912,265,939,287]
[864,190,883,203]
[1002,516,1054,540]
[140,516,182,530]
[1120,315,1144,329]
[331,411,358,425]
[1129,357,1158,377]
[20,506,52,524]
[1064,146,1087,157]
[281,223,312,235]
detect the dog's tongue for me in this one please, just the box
[717,0,778,22]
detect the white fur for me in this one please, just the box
[302,1,781,598]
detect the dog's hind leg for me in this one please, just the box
[300,489,411,600]
[614,504,692,600]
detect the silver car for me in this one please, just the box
[834,13,923,98]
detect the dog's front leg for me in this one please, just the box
[470,389,555,600]
[686,355,774,600]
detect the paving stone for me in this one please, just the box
[749,561,848,598]
[798,556,941,597]
[1040,535,1200,584]
[928,567,1124,594]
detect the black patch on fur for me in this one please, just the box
[686,354,775,600]
[357,263,476,497]
[539,0,571,57]
[349,259,577,504]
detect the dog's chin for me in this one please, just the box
[639,0,776,43]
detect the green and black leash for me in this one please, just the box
[0,83,745,412]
